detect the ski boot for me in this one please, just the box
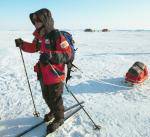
[44,112,55,122]
[47,119,64,134]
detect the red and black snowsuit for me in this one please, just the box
[20,9,72,121]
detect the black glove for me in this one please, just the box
[39,53,51,65]
[15,38,23,47]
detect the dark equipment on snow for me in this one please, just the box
[125,61,148,85]
[18,47,40,117]
[15,101,84,137]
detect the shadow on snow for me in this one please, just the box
[0,117,46,137]
[66,77,130,94]
[0,77,130,136]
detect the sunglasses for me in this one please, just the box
[32,15,42,23]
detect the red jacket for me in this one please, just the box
[21,30,72,85]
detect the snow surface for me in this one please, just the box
[0,30,150,137]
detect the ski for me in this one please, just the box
[45,106,82,136]
[65,101,84,112]
[15,101,84,137]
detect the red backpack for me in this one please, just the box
[125,62,148,85]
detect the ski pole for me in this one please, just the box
[19,48,40,117]
[49,63,101,130]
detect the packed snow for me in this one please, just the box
[0,30,150,137]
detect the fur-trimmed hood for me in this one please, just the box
[30,8,54,32]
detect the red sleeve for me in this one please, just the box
[21,40,37,53]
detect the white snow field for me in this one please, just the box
[0,30,150,137]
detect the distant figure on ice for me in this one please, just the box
[15,8,72,133]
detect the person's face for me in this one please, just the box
[33,14,43,29]
[35,22,43,29]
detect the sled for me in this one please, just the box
[125,61,148,85]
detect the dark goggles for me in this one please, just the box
[32,14,42,24]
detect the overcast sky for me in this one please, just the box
[0,0,150,30]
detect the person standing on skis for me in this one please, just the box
[15,8,72,134]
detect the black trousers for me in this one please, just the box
[40,80,64,120]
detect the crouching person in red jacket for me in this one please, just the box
[15,8,72,134]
